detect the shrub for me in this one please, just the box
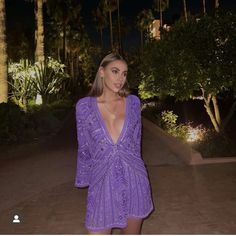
[160,110,189,141]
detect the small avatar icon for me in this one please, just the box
[12,214,20,223]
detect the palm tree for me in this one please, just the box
[47,0,82,64]
[26,0,46,104]
[93,5,107,49]
[47,0,68,63]
[202,0,206,15]
[183,0,188,22]
[153,0,169,27]
[0,0,8,103]
[113,15,129,53]
[136,9,154,51]
[102,0,117,51]
[35,0,45,62]
[117,0,123,54]
[27,0,46,62]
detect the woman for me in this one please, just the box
[75,53,154,234]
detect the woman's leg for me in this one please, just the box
[88,228,112,235]
[120,217,143,234]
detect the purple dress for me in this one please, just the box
[74,94,154,231]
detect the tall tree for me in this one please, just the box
[102,0,117,51]
[35,0,45,62]
[153,0,169,27]
[92,5,107,49]
[202,0,206,15]
[136,9,154,51]
[0,0,8,103]
[140,12,236,133]
[116,0,123,54]
[47,0,82,63]
[183,0,188,22]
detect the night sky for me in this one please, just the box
[5,0,236,51]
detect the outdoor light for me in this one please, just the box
[187,125,206,142]
[36,94,42,105]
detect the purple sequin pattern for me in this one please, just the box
[75,94,154,231]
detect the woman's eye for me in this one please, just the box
[112,70,118,74]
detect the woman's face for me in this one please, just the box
[99,60,128,93]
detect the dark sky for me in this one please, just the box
[5,0,236,51]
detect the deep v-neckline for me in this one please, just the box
[93,95,129,145]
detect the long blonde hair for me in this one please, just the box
[87,53,131,97]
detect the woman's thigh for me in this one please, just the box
[120,217,143,234]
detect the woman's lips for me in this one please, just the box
[114,83,122,88]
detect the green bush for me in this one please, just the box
[0,102,29,143]
[193,130,236,157]
[159,110,189,141]
[0,100,73,145]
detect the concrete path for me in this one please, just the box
[0,110,236,234]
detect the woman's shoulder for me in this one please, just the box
[128,94,141,105]
[76,96,93,114]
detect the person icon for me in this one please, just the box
[12,214,20,223]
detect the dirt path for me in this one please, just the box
[0,111,236,234]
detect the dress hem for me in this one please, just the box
[85,206,154,232]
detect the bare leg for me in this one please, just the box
[88,228,112,235]
[121,217,143,234]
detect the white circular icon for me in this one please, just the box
[13,214,20,223]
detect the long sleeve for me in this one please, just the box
[133,95,142,155]
[75,100,92,188]
[136,96,142,153]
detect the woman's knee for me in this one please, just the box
[87,228,112,235]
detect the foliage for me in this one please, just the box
[192,129,236,157]
[8,59,35,111]
[136,9,154,43]
[159,110,189,141]
[139,10,236,132]
[153,0,169,12]
[141,102,236,157]
[0,99,73,145]
[8,57,69,106]
[0,102,30,143]
[31,57,69,104]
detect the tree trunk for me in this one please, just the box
[117,0,123,55]
[109,10,113,51]
[204,96,220,133]
[215,0,219,8]
[0,0,8,103]
[159,0,163,27]
[140,30,144,52]
[183,0,188,22]
[70,52,74,79]
[100,28,103,49]
[62,21,66,63]
[57,47,60,61]
[22,96,28,112]
[212,95,221,126]
[200,87,220,132]
[202,0,206,15]
[35,0,45,62]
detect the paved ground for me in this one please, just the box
[0,110,236,234]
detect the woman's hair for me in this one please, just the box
[87,53,131,97]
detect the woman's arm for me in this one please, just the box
[74,100,92,188]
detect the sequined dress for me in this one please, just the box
[74,94,154,231]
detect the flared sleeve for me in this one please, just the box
[74,100,92,188]
[134,96,142,154]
